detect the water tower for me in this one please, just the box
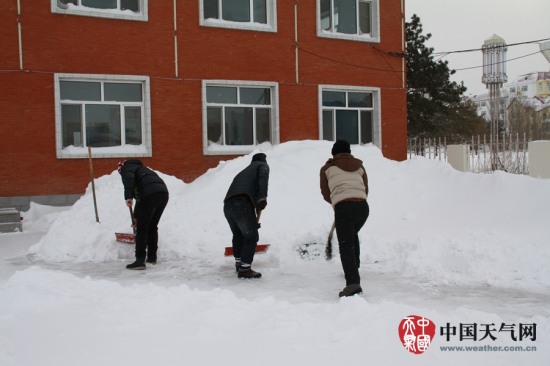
[482,34,508,140]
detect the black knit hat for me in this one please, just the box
[331,140,351,155]
[252,153,267,162]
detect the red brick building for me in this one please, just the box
[0,0,407,209]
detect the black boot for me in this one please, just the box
[126,260,146,270]
[238,268,262,279]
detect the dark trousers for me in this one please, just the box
[334,200,369,285]
[134,192,169,261]
[223,198,259,265]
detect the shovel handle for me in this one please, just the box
[129,206,136,236]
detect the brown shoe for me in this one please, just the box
[339,284,362,297]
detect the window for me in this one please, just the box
[200,0,277,32]
[52,0,148,21]
[55,74,151,158]
[319,85,380,147]
[318,0,379,42]
[203,81,279,155]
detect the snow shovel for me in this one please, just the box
[325,221,336,260]
[115,206,136,244]
[224,209,270,256]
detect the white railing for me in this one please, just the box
[407,134,530,175]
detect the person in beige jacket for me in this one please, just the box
[320,140,370,297]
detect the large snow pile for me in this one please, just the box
[29,140,550,289]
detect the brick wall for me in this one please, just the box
[0,0,407,199]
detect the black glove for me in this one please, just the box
[257,198,267,211]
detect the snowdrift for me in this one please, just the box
[28,140,550,289]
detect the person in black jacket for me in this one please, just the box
[224,153,269,279]
[118,159,169,270]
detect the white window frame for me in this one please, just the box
[317,0,380,43]
[318,84,381,148]
[54,73,152,159]
[51,0,148,22]
[199,0,277,33]
[202,80,280,155]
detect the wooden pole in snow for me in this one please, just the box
[88,146,100,223]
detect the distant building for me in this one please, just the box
[469,71,550,136]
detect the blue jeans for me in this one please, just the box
[223,197,259,265]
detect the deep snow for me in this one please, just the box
[0,140,548,366]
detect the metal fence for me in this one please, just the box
[407,134,530,175]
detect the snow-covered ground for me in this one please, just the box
[1,140,548,365]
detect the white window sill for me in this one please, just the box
[57,145,151,159]
[204,142,273,156]
[318,31,380,43]
[200,19,276,33]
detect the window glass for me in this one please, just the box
[253,0,267,23]
[105,83,143,102]
[207,86,238,104]
[201,0,273,30]
[256,108,271,143]
[225,107,254,145]
[335,109,359,144]
[321,87,378,147]
[204,82,277,152]
[240,88,270,105]
[125,106,142,145]
[60,81,101,101]
[204,0,218,19]
[349,92,372,107]
[360,110,373,143]
[61,105,82,148]
[223,0,250,22]
[318,0,378,41]
[359,0,371,34]
[322,110,334,141]
[56,74,149,158]
[85,105,121,147]
[82,0,116,9]
[320,0,331,31]
[54,0,146,20]
[207,108,223,144]
[121,0,139,11]
[322,91,346,107]
[334,0,357,35]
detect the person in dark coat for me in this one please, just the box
[224,153,270,279]
[118,159,169,270]
[320,140,369,297]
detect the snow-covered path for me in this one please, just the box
[1,141,548,365]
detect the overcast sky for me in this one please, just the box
[405,0,550,94]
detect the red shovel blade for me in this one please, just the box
[224,244,270,256]
[115,232,135,244]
